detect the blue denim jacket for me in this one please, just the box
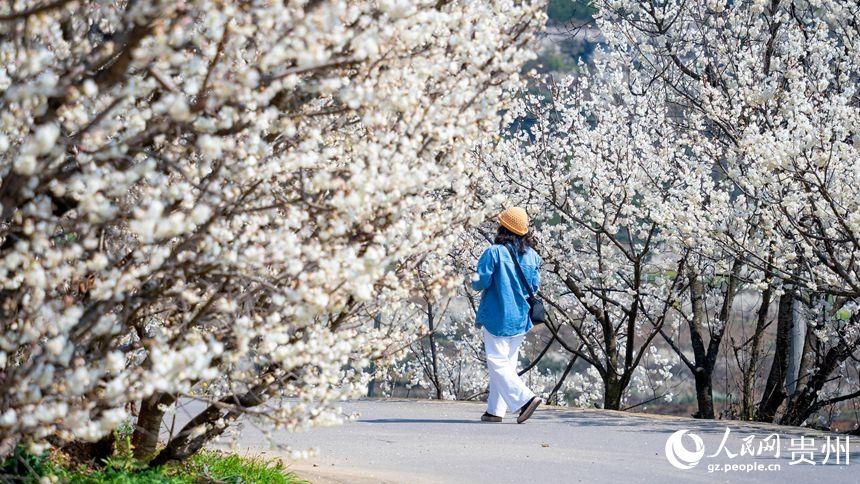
[471,244,541,337]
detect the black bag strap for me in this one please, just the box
[504,244,537,299]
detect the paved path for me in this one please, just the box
[206,399,857,483]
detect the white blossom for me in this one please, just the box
[0,0,544,458]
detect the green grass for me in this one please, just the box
[51,465,191,483]
[186,451,304,484]
[2,448,307,484]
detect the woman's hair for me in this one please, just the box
[493,225,536,254]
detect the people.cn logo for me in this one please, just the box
[665,430,705,469]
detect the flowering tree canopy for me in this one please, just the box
[478,0,860,421]
[480,56,688,410]
[591,0,860,425]
[0,0,544,461]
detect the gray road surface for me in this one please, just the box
[202,399,857,484]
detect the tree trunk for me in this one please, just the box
[367,314,381,397]
[705,258,740,419]
[693,369,715,419]
[603,374,623,410]
[742,279,772,420]
[795,323,816,397]
[0,435,19,462]
[756,289,794,422]
[786,297,805,395]
[686,267,713,419]
[427,304,442,400]
[782,339,853,426]
[149,374,278,467]
[132,392,177,461]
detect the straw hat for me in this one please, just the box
[498,207,528,236]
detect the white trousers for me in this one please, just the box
[483,327,535,417]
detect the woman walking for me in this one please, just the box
[471,207,542,423]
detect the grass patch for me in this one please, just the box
[187,451,303,484]
[46,465,190,484]
[1,448,306,484]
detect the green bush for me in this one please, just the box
[1,447,51,482]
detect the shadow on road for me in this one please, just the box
[361,418,480,425]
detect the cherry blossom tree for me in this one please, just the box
[480,56,691,410]
[592,0,860,425]
[0,0,545,462]
[477,0,859,425]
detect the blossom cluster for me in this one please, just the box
[0,0,544,458]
